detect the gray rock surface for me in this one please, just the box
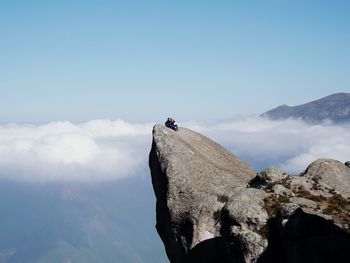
[149,124,256,263]
[291,197,317,209]
[221,188,269,262]
[259,167,288,183]
[279,203,300,218]
[223,188,268,231]
[304,158,350,198]
[149,125,350,263]
[271,184,294,197]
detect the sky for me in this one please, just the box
[0,1,349,180]
[1,0,350,122]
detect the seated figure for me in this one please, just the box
[165,118,178,131]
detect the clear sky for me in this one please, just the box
[1,0,349,122]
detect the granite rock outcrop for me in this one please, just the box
[149,124,350,263]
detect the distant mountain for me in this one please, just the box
[262,93,350,123]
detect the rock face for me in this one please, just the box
[149,124,256,263]
[304,158,350,198]
[261,92,350,123]
[149,125,350,263]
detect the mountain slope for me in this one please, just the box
[262,93,350,123]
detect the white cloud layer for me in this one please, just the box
[0,117,348,181]
[186,117,350,174]
[0,120,153,181]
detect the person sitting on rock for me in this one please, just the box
[165,118,178,131]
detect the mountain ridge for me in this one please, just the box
[262,92,350,123]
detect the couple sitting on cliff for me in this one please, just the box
[165,118,178,131]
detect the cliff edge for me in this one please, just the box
[149,124,350,263]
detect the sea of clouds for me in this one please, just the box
[188,117,350,173]
[0,120,153,181]
[0,117,349,181]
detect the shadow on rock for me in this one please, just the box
[184,236,244,263]
[258,208,350,263]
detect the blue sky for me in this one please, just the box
[1,0,349,122]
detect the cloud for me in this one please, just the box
[0,120,153,181]
[186,117,350,174]
[0,117,348,181]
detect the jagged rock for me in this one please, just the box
[250,168,288,188]
[278,203,300,218]
[236,229,268,262]
[249,168,289,190]
[223,188,268,231]
[287,175,332,197]
[149,124,256,263]
[271,184,294,197]
[221,188,269,262]
[291,197,317,209]
[149,125,350,263]
[305,158,350,198]
[261,167,288,182]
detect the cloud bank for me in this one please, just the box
[0,120,153,181]
[0,117,348,181]
[187,117,350,174]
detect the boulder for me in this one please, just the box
[259,167,288,183]
[271,184,294,197]
[305,159,350,198]
[149,124,256,263]
[221,188,269,262]
[223,188,268,231]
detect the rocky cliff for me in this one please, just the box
[149,124,350,263]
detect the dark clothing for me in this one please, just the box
[165,119,178,131]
